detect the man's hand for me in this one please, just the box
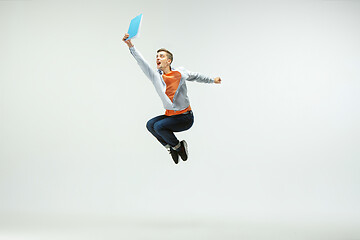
[214,77,222,84]
[122,33,134,48]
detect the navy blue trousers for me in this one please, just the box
[146,111,194,147]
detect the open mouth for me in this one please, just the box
[157,62,161,66]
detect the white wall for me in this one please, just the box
[1,0,359,224]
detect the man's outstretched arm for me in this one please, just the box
[184,68,222,84]
[122,33,159,83]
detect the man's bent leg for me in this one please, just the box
[153,112,194,148]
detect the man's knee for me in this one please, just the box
[146,119,155,132]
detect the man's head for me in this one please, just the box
[156,48,173,72]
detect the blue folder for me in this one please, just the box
[126,13,143,41]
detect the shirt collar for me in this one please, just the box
[158,67,174,75]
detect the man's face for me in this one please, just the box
[156,51,171,70]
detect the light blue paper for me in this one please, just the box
[126,13,143,41]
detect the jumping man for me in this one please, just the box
[122,33,222,164]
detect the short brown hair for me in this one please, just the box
[157,48,173,64]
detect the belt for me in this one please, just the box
[166,106,192,116]
[182,110,192,115]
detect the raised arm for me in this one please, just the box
[122,33,159,83]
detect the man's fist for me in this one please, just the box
[214,77,222,84]
[122,33,134,48]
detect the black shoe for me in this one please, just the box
[177,140,188,161]
[169,148,179,164]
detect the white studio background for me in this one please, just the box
[1,0,360,238]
